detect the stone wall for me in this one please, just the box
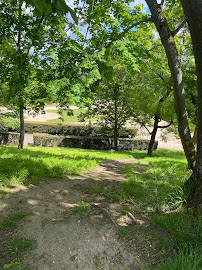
[0,132,158,151]
[0,132,20,145]
[33,133,158,151]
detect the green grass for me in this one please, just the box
[0,211,33,270]
[1,238,35,270]
[0,146,141,187]
[0,146,145,188]
[97,148,191,210]
[71,201,91,216]
[118,227,133,238]
[0,146,200,270]
[153,245,202,270]
[46,108,99,124]
[151,210,202,245]
[0,212,28,230]
[2,238,35,256]
[89,148,201,269]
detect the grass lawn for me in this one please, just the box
[0,145,143,188]
[46,108,100,124]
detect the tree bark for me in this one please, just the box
[18,105,24,150]
[113,120,118,151]
[148,114,159,156]
[147,86,172,155]
[180,0,202,201]
[145,0,196,169]
[113,85,118,151]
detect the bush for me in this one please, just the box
[33,133,157,151]
[96,126,137,138]
[0,120,137,138]
[0,121,20,133]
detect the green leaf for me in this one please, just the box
[56,0,78,24]
[68,7,78,24]
[32,0,44,13]
[56,0,69,12]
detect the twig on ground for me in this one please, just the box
[87,205,120,231]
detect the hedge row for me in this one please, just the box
[33,133,158,151]
[0,121,137,138]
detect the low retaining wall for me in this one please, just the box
[33,133,158,151]
[0,132,20,145]
[0,132,158,151]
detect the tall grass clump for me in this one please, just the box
[153,245,202,270]
[122,149,191,210]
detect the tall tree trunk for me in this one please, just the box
[113,85,118,151]
[192,110,198,149]
[180,0,202,201]
[148,88,172,155]
[145,0,196,169]
[148,114,159,156]
[17,2,24,150]
[192,126,197,149]
[113,120,118,151]
[18,105,24,150]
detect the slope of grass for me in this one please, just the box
[94,148,190,210]
[0,145,143,188]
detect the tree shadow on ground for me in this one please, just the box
[0,146,103,186]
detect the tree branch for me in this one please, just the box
[161,0,165,6]
[92,0,95,11]
[23,13,45,64]
[17,1,22,51]
[147,61,173,95]
[85,26,89,40]
[158,120,173,129]
[105,17,152,49]
[171,19,186,36]
[136,116,152,135]
[147,61,167,82]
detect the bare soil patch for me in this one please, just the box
[0,159,174,270]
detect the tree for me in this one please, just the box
[180,0,202,201]
[74,0,196,168]
[125,33,176,155]
[0,0,75,149]
[143,0,196,169]
[80,60,137,150]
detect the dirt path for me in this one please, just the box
[0,159,173,270]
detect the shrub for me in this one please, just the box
[0,120,137,138]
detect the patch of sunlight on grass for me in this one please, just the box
[0,145,141,188]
